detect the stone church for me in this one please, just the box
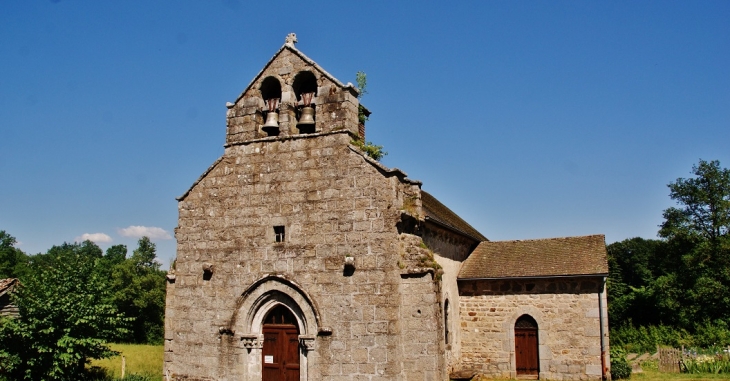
[163,34,610,381]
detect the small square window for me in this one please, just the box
[274,226,285,243]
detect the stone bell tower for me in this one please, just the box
[224,33,363,145]
[165,33,449,381]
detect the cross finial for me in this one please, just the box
[285,33,298,47]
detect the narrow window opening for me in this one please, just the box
[444,299,450,345]
[274,226,285,243]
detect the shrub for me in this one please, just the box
[610,346,632,380]
[351,139,387,161]
[693,320,730,348]
[611,323,691,353]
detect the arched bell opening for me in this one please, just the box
[260,76,282,136]
[515,314,539,379]
[292,71,317,134]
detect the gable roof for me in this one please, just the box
[458,235,608,279]
[233,39,359,105]
[421,191,487,242]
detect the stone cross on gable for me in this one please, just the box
[285,33,298,47]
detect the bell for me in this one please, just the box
[261,111,279,135]
[297,106,315,131]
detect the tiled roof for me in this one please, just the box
[421,191,487,242]
[458,235,608,279]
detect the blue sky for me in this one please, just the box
[1,1,728,268]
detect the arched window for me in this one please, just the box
[515,315,539,377]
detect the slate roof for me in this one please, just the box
[421,191,487,242]
[458,235,608,279]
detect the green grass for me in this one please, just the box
[89,343,164,381]
[631,369,730,380]
[466,369,730,381]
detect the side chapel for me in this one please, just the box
[164,34,610,381]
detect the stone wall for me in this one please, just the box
[457,277,609,380]
[424,223,479,374]
[165,131,444,381]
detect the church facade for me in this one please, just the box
[163,34,610,381]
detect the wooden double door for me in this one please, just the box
[515,315,539,379]
[262,305,300,381]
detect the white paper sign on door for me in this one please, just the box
[264,355,274,364]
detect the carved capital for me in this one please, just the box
[240,335,262,349]
[299,335,316,351]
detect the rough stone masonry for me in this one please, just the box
[164,34,610,381]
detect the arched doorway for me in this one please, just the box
[262,305,300,381]
[515,314,539,378]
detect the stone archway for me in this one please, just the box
[232,276,322,381]
[514,315,539,378]
[503,307,549,380]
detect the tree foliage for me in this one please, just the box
[609,159,730,349]
[0,242,128,380]
[109,237,166,344]
[0,231,27,279]
[0,233,168,380]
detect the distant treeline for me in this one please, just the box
[608,160,730,352]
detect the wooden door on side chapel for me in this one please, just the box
[262,305,300,381]
[514,315,539,379]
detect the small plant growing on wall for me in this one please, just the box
[351,71,386,161]
[351,138,387,161]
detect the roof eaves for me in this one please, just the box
[457,273,609,281]
[424,216,486,243]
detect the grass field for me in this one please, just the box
[472,369,730,381]
[89,343,164,381]
[88,345,730,381]
[630,369,730,380]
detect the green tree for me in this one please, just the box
[0,242,127,380]
[659,159,730,326]
[607,238,664,325]
[661,159,730,245]
[104,244,127,266]
[0,231,27,279]
[110,237,166,343]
